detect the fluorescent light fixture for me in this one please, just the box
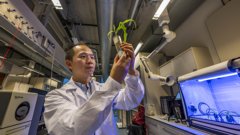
[0,56,6,59]
[198,72,238,82]
[22,66,45,76]
[9,73,31,78]
[134,42,143,55]
[51,0,63,10]
[152,0,170,20]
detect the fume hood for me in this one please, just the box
[179,57,240,134]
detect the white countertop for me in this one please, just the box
[146,115,211,135]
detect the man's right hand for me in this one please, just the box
[110,52,131,84]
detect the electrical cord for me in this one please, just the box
[219,110,239,123]
[206,108,219,121]
[198,102,240,124]
[198,102,219,121]
[198,102,210,115]
[188,104,197,114]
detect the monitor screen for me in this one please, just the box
[175,92,181,100]
[63,78,70,85]
[160,96,175,115]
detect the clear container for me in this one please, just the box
[113,35,123,57]
[145,104,156,116]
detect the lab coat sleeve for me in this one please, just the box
[44,77,122,135]
[113,73,145,110]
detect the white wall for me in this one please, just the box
[206,0,240,61]
[162,1,223,64]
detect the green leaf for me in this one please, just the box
[107,19,137,42]
[107,25,117,40]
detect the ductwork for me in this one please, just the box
[96,0,116,81]
[133,0,205,52]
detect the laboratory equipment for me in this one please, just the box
[160,96,175,119]
[28,88,48,135]
[113,35,123,57]
[0,90,37,135]
[179,58,240,134]
[138,10,176,86]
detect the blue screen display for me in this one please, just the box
[63,78,70,85]
[175,92,181,100]
[180,72,240,125]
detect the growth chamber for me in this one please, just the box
[178,58,240,134]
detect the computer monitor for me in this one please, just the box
[175,92,181,100]
[160,96,175,115]
[173,91,185,120]
[63,78,70,85]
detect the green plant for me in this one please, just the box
[107,19,136,42]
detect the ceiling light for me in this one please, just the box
[51,0,63,10]
[134,42,143,56]
[152,0,170,20]
[0,56,6,59]
[22,66,45,76]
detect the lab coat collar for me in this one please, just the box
[62,77,95,100]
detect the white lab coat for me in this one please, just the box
[44,74,144,135]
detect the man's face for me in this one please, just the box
[66,45,96,79]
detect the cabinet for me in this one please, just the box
[145,117,193,135]
[159,47,213,78]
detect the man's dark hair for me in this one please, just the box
[65,41,87,61]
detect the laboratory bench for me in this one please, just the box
[145,115,211,135]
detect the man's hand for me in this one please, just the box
[110,42,138,83]
[120,43,138,76]
[110,52,131,83]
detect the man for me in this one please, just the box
[44,42,144,135]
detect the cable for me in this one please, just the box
[49,44,56,91]
[198,102,220,122]
[198,102,210,115]
[219,110,239,124]
[198,102,240,124]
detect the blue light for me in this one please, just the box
[198,72,238,82]
[63,78,70,84]
[180,72,240,126]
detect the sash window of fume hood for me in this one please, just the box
[178,58,240,134]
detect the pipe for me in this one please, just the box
[128,0,141,26]
[140,57,175,86]
[96,0,115,81]
[147,24,176,59]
